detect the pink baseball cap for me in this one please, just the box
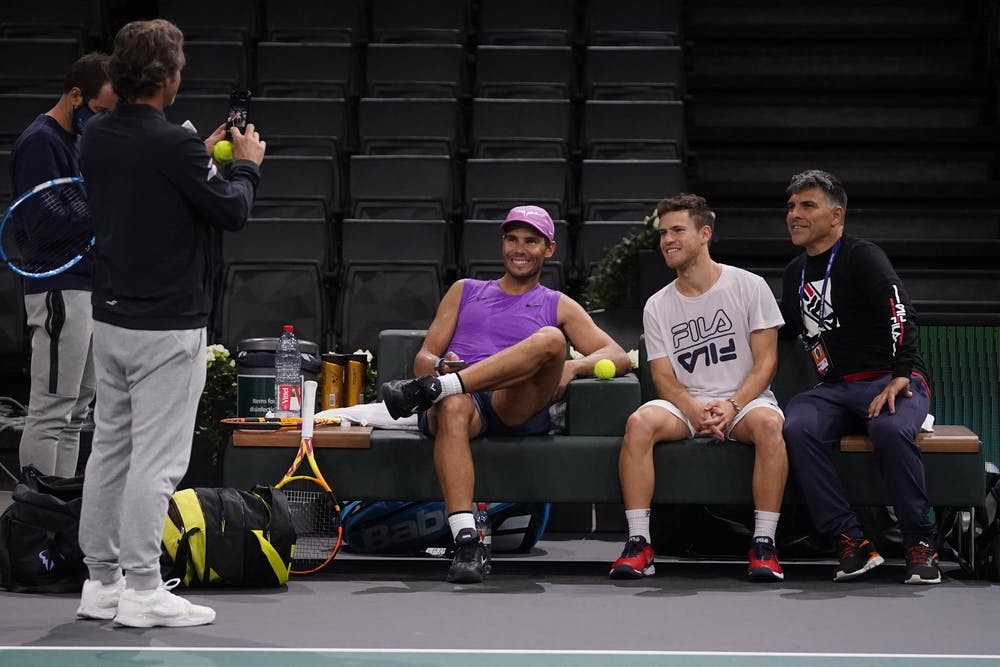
[501,205,555,242]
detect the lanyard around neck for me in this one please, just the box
[798,239,841,328]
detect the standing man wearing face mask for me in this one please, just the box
[9,52,118,477]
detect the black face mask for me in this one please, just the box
[73,105,95,134]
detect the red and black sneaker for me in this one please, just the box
[833,533,884,582]
[609,536,655,579]
[747,536,784,582]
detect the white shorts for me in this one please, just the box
[643,395,784,440]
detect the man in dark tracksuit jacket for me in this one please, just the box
[779,169,939,585]
[75,19,266,628]
[11,53,117,477]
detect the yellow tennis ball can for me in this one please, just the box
[213,139,233,163]
[594,358,616,380]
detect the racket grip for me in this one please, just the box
[301,380,318,438]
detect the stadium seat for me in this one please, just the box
[254,155,340,220]
[357,98,462,156]
[256,42,355,98]
[0,150,11,200]
[349,154,454,219]
[465,158,570,220]
[0,39,82,94]
[341,218,454,273]
[471,98,572,158]
[584,46,684,100]
[583,100,686,159]
[475,45,576,99]
[478,0,577,46]
[365,43,468,98]
[163,94,227,138]
[181,41,247,95]
[0,94,48,148]
[159,0,258,43]
[219,260,328,353]
[371,0,470,44]
[0,268,25,366]
[252,97,350,158]
[336,261,443,353]
[222,218,331,266]
[580,159,686,221]
[576,220,649,278]
[461,218,569,290]
[264,0,365,43]
[585,0,682,46]
[0,1,100,44]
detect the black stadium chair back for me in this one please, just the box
[585,0,682,46]
[583,100,686,160]
[0,39,82,94]
[181,41,247,94]
[0,94,49,148]
[222,218,330,265]
[219,260,327,352]
[465,158,570,220]
[336,261,443,353]
[252,97,350,157]
[159,0,258,43]
[257,42,356,98]
[164,94,227,138]
[576,220,648,277]
[254,155,340,220]
[584,46,684,100]
[580,159,685,221]
[366,43,468,98]
[264,0,366,43]
[341,219,453,270]
[371,0,470,44]
[478,0,577,46]
[349,155,454,219]
[471,98,572,158]
[358,98,462,156]
[0,1,98,43]
[475,45,575,99]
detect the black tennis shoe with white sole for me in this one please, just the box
[382,375,443,419]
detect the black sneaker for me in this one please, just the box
[833,533,885,582]
[447,528,486,584]
[382,376,443,419]
[903,540,941,584]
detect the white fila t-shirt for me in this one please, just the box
[643,264,784,402]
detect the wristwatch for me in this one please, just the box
[726,398,742,414]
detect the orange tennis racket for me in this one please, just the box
[275,380,342,574]
[220,416,343,431]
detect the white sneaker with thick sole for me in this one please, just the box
[113,580,215,628]
[77,577,126,620]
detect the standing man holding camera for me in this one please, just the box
[76,18,266,627]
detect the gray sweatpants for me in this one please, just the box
[79,322,206,591]
[20,290,95,477]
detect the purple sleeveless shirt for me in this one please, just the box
[447,280,561,364]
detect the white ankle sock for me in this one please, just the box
[436,373,464,402]
[625,508,651,542]
[753,510,780,542]
[448,511,476,540]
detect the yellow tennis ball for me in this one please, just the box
[213,139,233,163]
[594,358,616,380]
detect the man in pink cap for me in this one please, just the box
[383,204,630,583]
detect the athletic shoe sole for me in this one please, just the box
[903,571,942,585]
[748,565,784,582]
[609,562,655,579]
[834,554,885,581]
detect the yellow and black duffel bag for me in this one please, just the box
[161,486,294,587]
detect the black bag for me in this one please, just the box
[974,469,1000,581]
[0,466,87,593]
[160,486,296,587]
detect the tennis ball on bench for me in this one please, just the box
[213,139,233,163]
[594,358,616,380]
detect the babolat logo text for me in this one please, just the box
[671,309,738,373]
[360,508,446,551]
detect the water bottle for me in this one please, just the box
[475,502,492,573]
[274,325,301,418]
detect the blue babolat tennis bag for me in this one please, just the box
[340,501,550,554]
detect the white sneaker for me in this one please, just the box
[77,578,126,620]
[113,580,215,628]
